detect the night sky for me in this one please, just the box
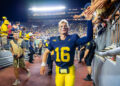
[0,0,90,22]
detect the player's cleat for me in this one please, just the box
[84,74,92,81]
[12,79,20,86]
[48,70,52,75]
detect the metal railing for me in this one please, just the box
[95,2,120,50]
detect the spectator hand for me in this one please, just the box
[97,3,104,9]
[85,14,93,20]
[12,53,14,56]
[17,54,20,59]
[85,6,95,15]
[73,15,81,19]
[82,58,85,64]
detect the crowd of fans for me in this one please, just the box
[75,0,120,62]
[0,16,88,50]
[72,0,120,81]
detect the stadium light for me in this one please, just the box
[29,6,66,12]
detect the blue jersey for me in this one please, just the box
[48,20,93,68]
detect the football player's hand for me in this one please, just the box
[40,66,46,75]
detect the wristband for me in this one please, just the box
[41,62,46,66]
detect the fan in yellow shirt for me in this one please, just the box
[1,19,10,50]
[24,32,33,50]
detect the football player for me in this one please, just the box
[40,15,93,86]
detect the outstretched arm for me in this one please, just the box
[76,19,93,46]
[86,0,108,15]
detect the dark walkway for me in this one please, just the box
[0,56,93,86]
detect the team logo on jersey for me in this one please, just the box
[87,42,90,46]
[68,39,71,41]
[53,39,56,42]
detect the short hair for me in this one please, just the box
[58,19,69,28]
